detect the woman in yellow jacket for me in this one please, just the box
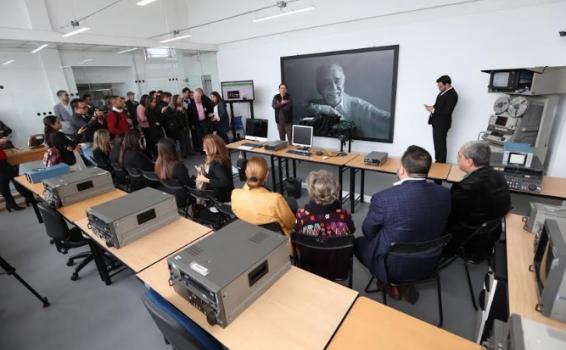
[231,156,295,246]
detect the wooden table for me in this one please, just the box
[274,145,360,204]
[14,175,46,199]
[345,156,452,213]
[76,217,212,281]
[447,166,566,200]
[138,261,358,350]
[5,146,47,165]
[505,213,566,331]
[57,189,127,223]
[226,139,282,191]
[327,297,482,350]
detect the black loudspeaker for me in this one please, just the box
[283,178,302,198]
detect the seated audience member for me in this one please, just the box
[444,141,511,259]
[43,115,86,165]
[92,129,112,171]
[295,170,355,237]
[106,96,130,138]
[118,130,153,171]
[355,146,451,299]
[232,156,295,236]
[196,135,234,202]
[155,138,194,187]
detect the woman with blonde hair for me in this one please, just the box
[195,134,234,202]
[231,156,295,237]
[154,138,193,187]
[92,128,112,171]
[294,170,355,237]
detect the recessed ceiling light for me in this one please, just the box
[2,60,15,66]
[253,6,315,23]
[136,0,160,6]
[62,27,91,38]
[117,47,138,54]
[31,44,49,54]
[160,34,192,43]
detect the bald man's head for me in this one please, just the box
[316,64,345,107]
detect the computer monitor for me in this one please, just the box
[244,118,268,142]
[292,125,313,148]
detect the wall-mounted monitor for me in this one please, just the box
[221,80,255,102]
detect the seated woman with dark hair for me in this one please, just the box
[195,134,234,202]
[43,115,86,165]
[231,156,295,237]
[295,170,355,237]
[118,130,154,171]
[155,138,194,187]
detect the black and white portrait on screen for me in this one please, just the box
[281,45,399,142]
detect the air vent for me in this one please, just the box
[186,245,203,256]
[249,232,269,244]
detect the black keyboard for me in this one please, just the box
[287,149,310,156]
[241,142,262,148]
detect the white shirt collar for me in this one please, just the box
[393,177,426,186]
[112,107,123,113]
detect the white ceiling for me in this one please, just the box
[1,0,564,48]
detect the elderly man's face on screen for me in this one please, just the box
[316,64,345,107]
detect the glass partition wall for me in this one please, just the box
[0,41,219,147]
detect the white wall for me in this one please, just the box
[216,1,566,176]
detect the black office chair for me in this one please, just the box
[141,288,225,350]
[126,167,145,192]
[292,233,354,288]
[186,187,234,230]
[364,234,452,327]
[441,218,504,311]
[161,180,191,217]
[37,202,93,281]
[141,170,161,189]
[111,163,130,192]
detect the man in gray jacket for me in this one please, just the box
[53,90,75,136]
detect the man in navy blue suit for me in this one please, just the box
[354,145,451,300]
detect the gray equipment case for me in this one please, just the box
[42,167,114,206]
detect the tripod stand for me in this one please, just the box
[0,255,50,307]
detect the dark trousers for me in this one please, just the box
[432,125,450,163]
[354,236,373,272]
[277,120,292,142]
[193,120,209,151]
[0,161,33,206]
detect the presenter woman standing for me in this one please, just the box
[272,83,293,142]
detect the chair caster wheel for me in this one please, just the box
[66,260,74,266]
[70,274,79,281]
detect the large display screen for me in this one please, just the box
[281,46,399,143]
[221,80,255,101]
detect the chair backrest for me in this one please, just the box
[141,170,162,189]
[141,288,224,350]
[126,167,145,192]
[37,202,71,247]
[383,234,452,284]
[460,218,503,261]
[259,222,283,234]
[111,162,130,187]
[291,233,354,282]
[161,180,190,209]
[186,187,217,203]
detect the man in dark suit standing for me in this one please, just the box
[354,146,451,301]
[444,141,511,259]
[425,75,458,163]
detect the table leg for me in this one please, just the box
[30,198,43,223]
[360,169,365,203]
[278,157,284,194]
[292,159,297,178]
[285,158,289,179]
[91,242,112,286]
[338,166,343,203]
[350,167,356,213]
[270,155,277,192]
[88,240,105,282]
